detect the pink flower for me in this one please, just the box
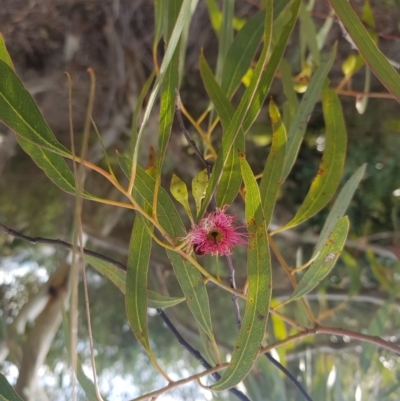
[187,207,247,256]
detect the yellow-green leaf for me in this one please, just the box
[170,174,193,220]
[0,34,14,70]
[259,99,287,226]
[192,169,208,215]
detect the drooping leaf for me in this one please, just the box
[192,169,209,215]
[170,174,193,220]
[299,2,320,66]
[158,0,180,173]
[147,291,185,309]
[199,0,301,217]
[126,215,153,353]
[259,99,287,226]
[166,250,215,342]
[0,60,71,157]
[278,82,346,231]
[221,10,265,97]
[327,0,400,103]
[214,0,234,84]
[280,58,299,130]
[199,53,244,207]
[281,44,337,182]
[85,255,185,309]
[313,163,366,257]
[0,374,23,401]
[212,155,271,391]
[84,255,126,293]
[282,216,349,305]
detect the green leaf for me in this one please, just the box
[278,83,346,231]
[147,290,185,309]
[221,10,265,97]
[0,60,102,200]
[0,60,71,157]
[166,250,215,341]
[214,0,234,84]
[281,44,337,182]
[85,255,184,308]
[199,52,244,207]
[282,216,349,305]
[313,163,366,257]
[199,0,301,217]
[0,34,14,70]
[84,255,126,293]
[280,58,299,130]
[192,169,209,215]
[158,0,180,172]
[0,374,23,401]
[327,0,400,103]
[259,99,287,226]
[299,3,320,66]
[212,155,271,391]
[221,0,292,97]
[170,174,193,220]
[126,216,153,353]
[16,136,96,200]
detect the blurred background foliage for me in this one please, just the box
[1,0,400,400]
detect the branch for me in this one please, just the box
[0,223,127,272]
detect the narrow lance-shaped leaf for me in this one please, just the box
[166,250,216,342]
[221,0,291,98]
[280,58,299,130]
[312,163,366,257]
[281,216,349,305]
[199,0,301,217]
[170,174,193,220]
[212,154,271,391]
[277,82,346,231]
[17,136,100,201]
[0,374,23,401]
[192,169,208,216]
[327,0,400,104]
[126,215,153,353]
[85,254,185,308]
[157,0,181,173]
[199,52,244,207]
[259,99,287,226]
[281,44,337,182]
[0,60,71,157]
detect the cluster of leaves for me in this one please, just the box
[1,0,400,400]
